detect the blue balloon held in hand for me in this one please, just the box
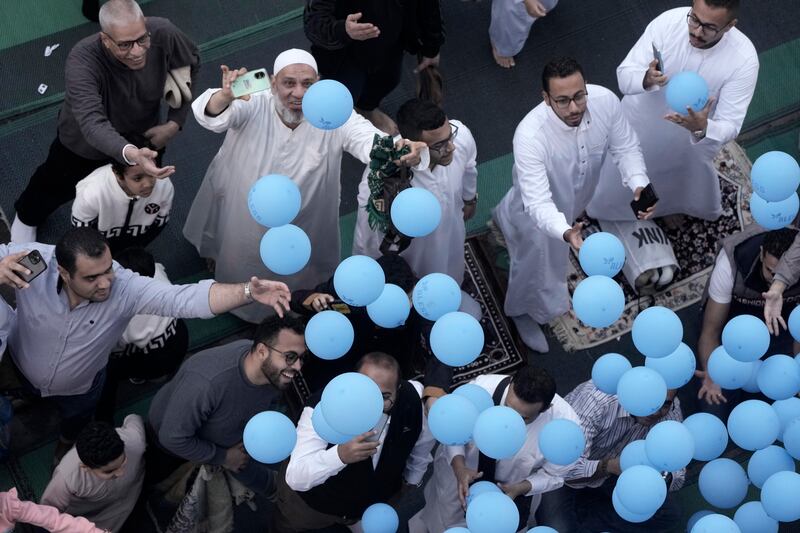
[428,394,479,445]
[302,79,353,130]
[665,71,709,115]
[412,273,461,321]
[632,306,683,358]
[247,174,301,227]
[259,224,311,275]
[305,310,354,360]
[311,405,355,445]
[367,283,411,328]
[592,353,632,394]
[320,372,383,435]
[243,411,296,464]
[430,311,484,367]
[750,192,799,230]
[572,275,625,328]
[579,231,626,277]
[390,188,442,237]
[539,418,585,465]
[751,151,800,202]
[361,503,399,533]
[333,255,385,307]
[466,481,502,507]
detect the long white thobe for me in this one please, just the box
[493,85,649,323]
[410,374,581,532]
[184,89,384,323]
[351,120,478,284]
[587,7,759,221]
[489,0,559,57]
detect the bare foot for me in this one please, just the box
[491,43,515,68]
[358,108,399,136]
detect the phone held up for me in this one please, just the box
[630,183,659,217]
[365,413,390,442]
[231,68,269,98]
[651,42,664,73]
[17,250,47,284]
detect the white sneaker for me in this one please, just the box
[511,314,549,353]
[10,215,36,243]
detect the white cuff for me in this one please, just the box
[626,174,650,192]
[122,144,137,165]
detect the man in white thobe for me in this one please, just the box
[183,48,428,323]
[409,367,581,532]
[489,0,558,68]
[493,57,651,352]
[352,98,478,285]
[587,0,758,222]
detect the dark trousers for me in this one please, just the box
[536,479,681,533]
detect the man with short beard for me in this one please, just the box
[184,48,430,324]
[146,315,307,494]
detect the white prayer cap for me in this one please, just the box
[273,49,318,76]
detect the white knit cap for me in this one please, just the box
[273,48,318,76]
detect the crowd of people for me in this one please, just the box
[0,0,797,531]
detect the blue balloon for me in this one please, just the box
[750,192,799,230]
[473,406,527,459]
[428,394,479,445]
[247,174,301,227]
[727,399,780,451]
[748,445,796,489]
[683,413,728,461]
[466,480,502,507]
[611,487,656,523]
[772,397,800,440]
[761,471,800,522]
[333,255,385,306]
[708,345,756,389]
[444,529,471,533]
[632,306,683,358]
[572,275,625,328]
[617,367,668,417]
[615,465,667,515]
[741,359,763,393]
[620,440,655,470]
[698,458,749,509]
[453,383,494,413]
[390,188,442,238]
[539,419,585,465]
[578,232,626,277]
[645,420,695,472]
[529,528,559,533]
[311,405,356,445]
[757,354,800,400]
[789,305,800,342]
[305,310,354,360]
[243,411,296,464]
[691,514,740,533]
[361,503,398,533]
[367,283,411,328]
[665,71,709,115]
[466,491,519,533]
[734,501,779,533]
[302,79,353,130]
[430,311,484,367]
[645,342,696,388]
[751,151,800,203]
[259,224,311,275]
[784,418,800,460]
[412,273,462,321]
[320,372,383,435]
[686,510,714,532]
[592,353,632,394]
[722,314,770,362]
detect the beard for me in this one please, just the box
[260,359,296,390]
[273,94,304,126]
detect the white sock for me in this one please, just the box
[10,215,36,243]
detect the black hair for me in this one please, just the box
[396,98,447,141]
[511,366,556,409]
[762,228,799,259]
[76,421,124,469]
[700,0,739,18]
[416,64,444,107]
[355,351,401,382]
[113,247,156,277]
[377,254,418,293]
[110,161,129,178]
[541,57,585,93]
[251,314,306,353]
[55,227,109,276]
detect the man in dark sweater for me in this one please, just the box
[11,0,199,243]
[146,315,307,494]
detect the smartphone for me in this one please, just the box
[365,413,389,442]
[17,250,47,283]
[231,68,269,98]
[329,299,351,314]
[651,42,664,73]
[630,183,659,216]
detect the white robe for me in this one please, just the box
[183,89,384,323]
[493,85,648,323]
[586,7,759,221]
[489,0,558,57]
[409,375,580,533]
[352,120,478,284]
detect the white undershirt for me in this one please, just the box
[708,250,734,304]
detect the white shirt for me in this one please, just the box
[285,380,435,491]
[708,249,734,304]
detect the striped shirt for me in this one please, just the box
[563,380,685,490]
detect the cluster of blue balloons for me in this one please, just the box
[749,150,800,229]
[572,230,628,329]
[302,79,354,130]
[242,411,297,463]
[665,71,709,114]
[391,187,442,238]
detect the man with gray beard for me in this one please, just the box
[184,48,429,323]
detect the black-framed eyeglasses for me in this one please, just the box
[103,31,151,54]
[686,11,731,37]
[429,122,458,154]
[548,90,588,110]
[264,344,308,365]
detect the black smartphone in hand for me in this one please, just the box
[652,42,664,72]
[17,250,47,283]
[630,183,659,216]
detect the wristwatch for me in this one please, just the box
[692,128,706,140]
[243,281,254,302]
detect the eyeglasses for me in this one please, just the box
[548,90,588,110]
[686,12,731,37]
[103,31,151,54]
[264,344,308,366]
[429,122,458,154]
